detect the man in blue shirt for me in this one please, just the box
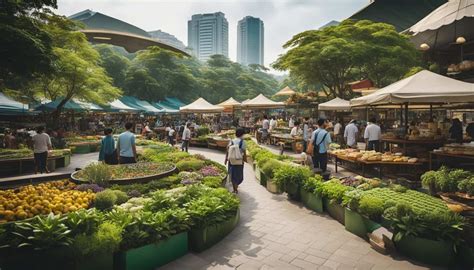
[117,122,137,164]
[310,118,332,172]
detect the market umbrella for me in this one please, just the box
[350,70,474,107]
[407,0,474,49]
[274,86,296,97]
[318,97,351,111]
[218,97,241,108]
[241,94,285,109]
[180,97,224,113]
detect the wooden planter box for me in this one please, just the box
[394,235,455,266]
[114,232,188,270]
[323,197,345,225]
[188,210,240,252]
[300,189,323,213]
[72,144,91,154]
[266,179,282,194]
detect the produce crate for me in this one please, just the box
[395,235,455,266]
[323,197,345,225]
[300,189,323,213]
[188,209,240,252]
[344,208,369,238]
[114,232,188,270]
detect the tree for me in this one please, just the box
[31,15,120,126]
[95,45,130,88]
[0,0,57,90]
[273,20,420,99]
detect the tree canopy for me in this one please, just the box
[273,20,420,99]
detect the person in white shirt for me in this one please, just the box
[302,117,310,152]
[344,120,359,149]
[364,117,382,151]
[290,121,300,137]
[289,115,295,128]
[261,115,270,144]
[32,126,52,174]
[269,117,277,132]
[333,120,343,144]
[181,123,192,152]
[168,126,176,146]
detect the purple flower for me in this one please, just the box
[181,179,195,185]
[74,184,104,193]
[200,166,221,177]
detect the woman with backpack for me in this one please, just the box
[225,128,246,194]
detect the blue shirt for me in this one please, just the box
[310,128,332,154]
[118,131,135,157]
[99,135,115,161]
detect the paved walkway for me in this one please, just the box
[162,147,437,270]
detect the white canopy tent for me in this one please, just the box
[274,86,296,97]
[350,70,474,107]
[109,99,139,111]
[241,94,285,109]
[180,97,224,113]
[218,97,241,108]
[318,97,351,111]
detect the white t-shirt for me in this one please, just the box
[290,126,298,136]
[182,128,191,140]
[334,123,342,135]
[168,128,175,137]
[262,119,270,130]
[289,118,295,128]
[32,133,52,153]
[364,123,382,141]
[269,119,277,130]
[344,123,358,147]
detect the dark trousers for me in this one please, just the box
[119,156,136,164]
[34,151,48,173]
[181,140,189,152]
[303,140,308,152]
[168,135,175,146]
[104,152,118,165]
[367,140,380,151]
[312,152,328,172]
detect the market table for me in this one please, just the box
[381,138,445,155]
[429,151,474,170]
[270,133,303,153]
[329,152,423,179]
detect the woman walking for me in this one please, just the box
[225,128,246,194]
[99,128,117,164]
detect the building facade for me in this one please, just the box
[237,16,264,66]
[187,12,229,61]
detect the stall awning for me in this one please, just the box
[109,99,139,112]
[350,70,474,107]
[74,100,103,111]
[241,94,285,109]
[0,93,29,113]
[152,102,179,113]
[218,97,241,107]
[274,86,296,97]
[318,97,351,111]
[118,96,161,113]
[180,98,224,113]
[165,97,185,109]
[35,99,85,112]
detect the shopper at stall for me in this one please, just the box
[261,115,270,144]
[3,129,18,149]
[168,125,176,146]
[303,117,310,151]
[344,120,359,149]
[269,116,277,132]
[364,118,382,151]
[311,119,332,172]
[289,115,295,128]
[99,128,117,165]
[225,127,247,194]
[333,119,343,145]
[290,121,300,137]
[117,122,137,164]
[181,123,192,152]
[449,118,464,143]
[32,126,52,174]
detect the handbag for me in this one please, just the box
[307,131,327,156]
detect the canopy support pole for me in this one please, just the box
[400,105,403,129]
[429,104,433,121]
[404,103,409,135]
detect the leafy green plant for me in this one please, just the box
[113,190,129,205]
[145,190,178,212]
[94,190,117,211]
[342,189,364,210]
[358,196,384,221]
[273,164,312,189]
[390,184,407,193]
[301,175,323,193]
[176,159,205,172]
[202,176,223,188]
[65,208,103,235]
[458,177,474,196]
[255,151,279,168]
[318,179,352,204]
[73,222,122,256]
[260,159,284,179]
[196,126,210,136]
[79,162,112,186]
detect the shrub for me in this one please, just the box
[73,222,122,256]
[202,176,223,188]
[176,159,205,172]
[196,126,210,136]
[390,184,407,193]
[458,177,474,196]
[79,162,112,186]
[342,189,364,210]
[358,196,384,220]
[301,175,323,193]
[255,151,278,168]
[94,190,117,210]
[127,190,142,198]
[260,159,283,179]
[273,164,312,189]
[113,190,129,205]
[318,179,352,204]
[73,184,104,193]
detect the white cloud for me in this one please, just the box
[56,0,367,69]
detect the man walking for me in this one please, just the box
[311,119,332,172]
[117,122,137,164]
[364,117,382,151]
[181,123,191,152]
[344,120,359,149]
[32,126,52,174]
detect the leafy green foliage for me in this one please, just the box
[109,176,181,194]
[65,208,103,236]
[260,159,285,179]
[73,222,122,256]
[342,189,364,211]
[113,190,129,205]
[458,177,474,196]
[421,167,472,193]
[78,162,112,186]
[273,164,312,189]
[318,179,352,204]
[176,159,205,172]
[202,176,223,188]
[358,196,384,220]
[301,176,323,193]
[94,190,118,211]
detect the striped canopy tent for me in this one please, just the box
[0,93,29,114]
[318,97,351,111]
[180,98,224,113]
[74,100,103,111]
[108,99,139,112]
[241,94,285,109]
[274,86,296,97]
[120,96,161,113]
[164,97,185,109]
[152,102,179,113]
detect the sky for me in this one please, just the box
[56,0,368,70]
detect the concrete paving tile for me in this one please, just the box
[291,258,320,269]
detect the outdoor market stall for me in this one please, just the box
[218,97,241,129]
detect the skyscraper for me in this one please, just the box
[237,16,264,66]
[187,12,229,61]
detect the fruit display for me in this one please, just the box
[0,180,94,223]
[436,143,474,156]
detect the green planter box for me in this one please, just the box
[344,208,368,238]
[260,171,268,186]
[189,210,239,252]
[460,246,474,268]
[77,254,113,270]
[64,154,71,167]
[114,232,188,270]
[300,190,323,213]
[73,144,91,154]
[47,159,56,172]
[266,179,282,194]
[323,197,345,225]
[286,182,301,201]
[89,143,99,152]
[395,235,455,266]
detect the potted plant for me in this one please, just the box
[260,159,282,187]
[319,180,351,224]
[273,164,311,201]
[344,194,383,238]
[300,176,324,213]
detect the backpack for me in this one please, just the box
[309,130,328,156]
[228,139,244,165]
